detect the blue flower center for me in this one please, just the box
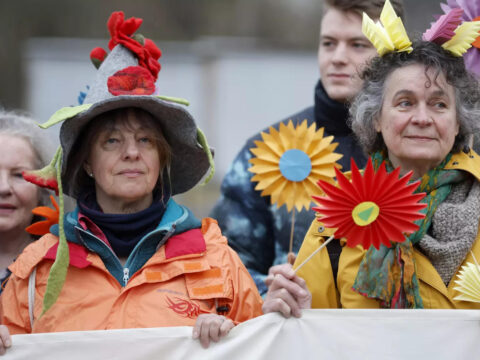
[279,149,312,182]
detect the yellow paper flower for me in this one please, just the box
[248,120,342,212]
[442,21,480,56]
[454,262,480,303]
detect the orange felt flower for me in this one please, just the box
[26,195,59,236]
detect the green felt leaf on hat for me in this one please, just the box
[38,104,93,129]
[197,127,215,185]
[41,148,69,316]
[155,95,190,106]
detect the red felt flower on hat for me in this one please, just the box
[26,196,59,236]
[107,11,162,80]
[108,11,143,51]
[90,47,108,69]
[313,158,427,250]
[107,66,156,96]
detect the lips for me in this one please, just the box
[0,204,15,209]
[117,169,145,177]
[328,73,350,78]
[0,203,16,215]
[405,136,436,141]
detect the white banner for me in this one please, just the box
[6,309,480,360]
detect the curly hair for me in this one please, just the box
[350,41,480,155]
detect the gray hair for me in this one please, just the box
[0,109,53,205]
[350,41,480,155]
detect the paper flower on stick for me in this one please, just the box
[249,120,342,212]
[362,0,412,56]
[454,262,480,303]
[313,158,427,250]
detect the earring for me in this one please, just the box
[89,173,94,178]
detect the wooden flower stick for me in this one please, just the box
[293,235,334,274]
[287,209,296,265]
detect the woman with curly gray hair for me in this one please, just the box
[338,40,480,309]
[0,110,51,292]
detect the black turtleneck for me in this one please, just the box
[313,79,367,170]
[313,80,351,135]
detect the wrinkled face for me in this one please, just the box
[0,135,39,234]
[318,8,377,102]
[376,64,459,174]
[84,114,161,210]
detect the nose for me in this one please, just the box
[0,172,12,197]
[331,42,348,65]
[123,138,140,160]
[411,104,433,127]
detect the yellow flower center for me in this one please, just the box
[352,201,379,226]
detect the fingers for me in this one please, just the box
[263,286,302,317]
[265,263,296,287]
[263,269,312,318]
[268,263,295,279]
[0,326,11,355]
[192,314,234,349]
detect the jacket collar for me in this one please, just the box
[445,150,480,181]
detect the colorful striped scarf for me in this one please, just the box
[352,152,466,308]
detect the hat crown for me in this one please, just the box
[84,45,138,104]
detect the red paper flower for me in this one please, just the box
[26,196,59,236]
[23,166,58,195]
[90,47,108,69]
[107,66,156,96]
[313,158,427,250]
[107,11,162,80]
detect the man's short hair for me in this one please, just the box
[323,0,405,21]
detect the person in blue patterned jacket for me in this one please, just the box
[210,0,405,296]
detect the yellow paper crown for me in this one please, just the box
[362,0,412,56]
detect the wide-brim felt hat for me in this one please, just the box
[59,45,211,198]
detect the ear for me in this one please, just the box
[373,115,382,133]
[454,120,460,136]
[83,162,92,175]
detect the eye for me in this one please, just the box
[398,100,412,108]
[321,40,334,48]
[106,137,119,144]
[139,137,151,143]
[433,101,447,109]
[13,172,24,179]
[352,42,369,49]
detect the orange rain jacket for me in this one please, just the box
[1,200,263,334]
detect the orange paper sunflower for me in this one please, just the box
[249,120,343,212]
[313,158,427,250]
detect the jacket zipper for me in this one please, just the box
[123,268,130,286]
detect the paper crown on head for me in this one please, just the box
[22,10,215,316]
[426,0,480,76]
[362,0,480,58]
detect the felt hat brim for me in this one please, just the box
[59,95,210,198]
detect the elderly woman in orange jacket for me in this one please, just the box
[0,11,262,354]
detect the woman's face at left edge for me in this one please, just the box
[84,113,162,208]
